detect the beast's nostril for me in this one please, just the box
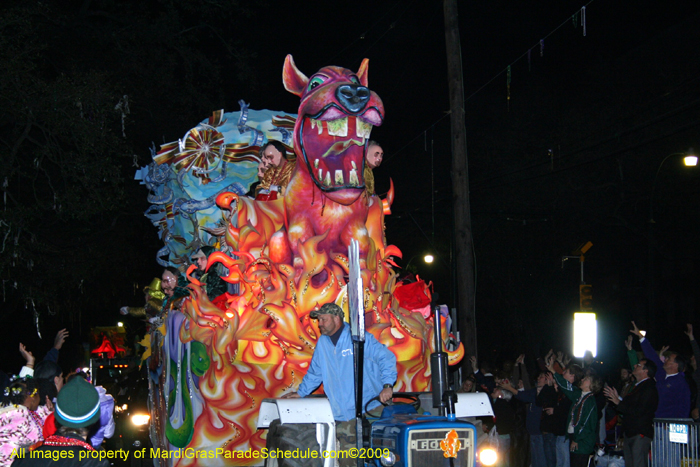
[336,84,370,113]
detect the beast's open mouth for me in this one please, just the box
[299,105,381,192]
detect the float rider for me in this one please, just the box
[190,246,228,309]
[255,140,295,201]
[119,277,165,320]
[363,140,383,198]
[282,302,396,466]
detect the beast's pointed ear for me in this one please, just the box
[283,55,309,97]
[357,59,369,87]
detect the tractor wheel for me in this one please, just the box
[265,419,324,467]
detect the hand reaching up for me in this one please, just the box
[630,321,643,338]
[53,328,68,350]
[686,324,694,341]
[545,356,555,373]
[545,373,554,386]
[19,343,35,366]
[603,386,620,405]
[562,353,571,367]
[545,349,554,362]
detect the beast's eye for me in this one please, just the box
[308,76,326,91]
[350,76,360,85]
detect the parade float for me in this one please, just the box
[136,55,464,466]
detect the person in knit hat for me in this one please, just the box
[63,373,114,449]
[12,378,109,466]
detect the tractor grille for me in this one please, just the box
[407,428,474,467]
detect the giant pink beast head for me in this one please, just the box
[283,55,384,205]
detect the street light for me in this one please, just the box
[647,149,697,327]
[649,149,697,223]
[404,253,434,271]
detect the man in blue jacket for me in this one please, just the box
[631,321,690,418]
[283,302,397,418]
[283,303,397,465]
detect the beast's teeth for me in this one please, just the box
[351,161,357,170]
[335,170,344,185]
[327,117,348,137]
[356,118,373,139]
[324,172,331,186]
[310,119,322,135]
[349,169,359,186]
[318,168,323,181]
[314,159,319,169]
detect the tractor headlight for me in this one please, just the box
[379,450,397,466]
[478,447,498,466]
[131,413,150,426]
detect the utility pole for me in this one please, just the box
[443,0,476,366]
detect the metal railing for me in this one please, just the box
[652,418,700,466]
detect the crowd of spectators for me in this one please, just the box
[0,330,113,466]
[4,304,696,467]
[462,321,698,467]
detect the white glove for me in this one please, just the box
[120,306,129,315]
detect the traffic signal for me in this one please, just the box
[580,284,593,311]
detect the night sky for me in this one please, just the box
[1,0,699,376]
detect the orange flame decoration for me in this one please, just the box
[153,190,464,466]
[440,429,462,459]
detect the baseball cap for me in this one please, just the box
[309,303,344,319]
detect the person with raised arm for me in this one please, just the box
[630,320,690,418]
[684,324,700,420]
[499,354,551,467]
[545,356,600,467]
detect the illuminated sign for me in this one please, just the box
[573,312,597,358]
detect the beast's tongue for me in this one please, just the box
[301,115,372,191]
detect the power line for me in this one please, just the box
[386,1,596,164]
[465,0,596,102]
[470,76,700,187]
[351,0,420,65]
[473,115,700,193]
[384,112,451,165]
[323,0,408,66]
[471,98,700,191]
